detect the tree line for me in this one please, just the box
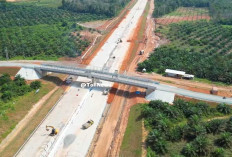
[153,0,232,25]
[0,74,41,102]
[209,0,232,25]
[143,99,232,156]
[0,2,103,28]
[153,0,210,17]
[60,0,130,17]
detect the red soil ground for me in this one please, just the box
[157,15,210,25]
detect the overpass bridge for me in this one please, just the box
[39,64,158,90]
[0,62,158,90]
[0,62,232,104]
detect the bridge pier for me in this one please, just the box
[91,77,101,84]
[145,88,156,96]
[41,70,48,77]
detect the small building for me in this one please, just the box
[210,87,218,95]
[165,69,186,78]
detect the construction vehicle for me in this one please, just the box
[46,125,58,136]
[103,88,109,95]
[117,38,122,43]
[139,50,144,55]
[82,120,94,129]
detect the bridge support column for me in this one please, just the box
[91,77,101,84]
[41,70,48,77]
[146,88,156,96]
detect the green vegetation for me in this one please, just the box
[120,104,142,157]
[14,0,63,8]
[0,1,105,60]
[154,0,232,25]
[0,23,89,60]
[166,7,209,17]
[0,3,103,28]
[60,0,130,17]
[142,100,232,156]
[0,74,41,104]
[153,0,210,17]
[30,81,41,89]
[0,74,57,143]
[209,0,232,25]
[138,21,232,84]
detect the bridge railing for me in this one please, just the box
[41,64,159,84]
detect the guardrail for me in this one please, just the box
[39,64,159,89]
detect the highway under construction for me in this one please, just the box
[0,0,231,156]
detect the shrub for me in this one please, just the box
[14,75,26,86]
[30,81,41,89]
[0,73,11,86]
[1,91,12,101]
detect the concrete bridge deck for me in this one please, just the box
[0,62,232,104]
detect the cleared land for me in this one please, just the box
[0,67,20,76]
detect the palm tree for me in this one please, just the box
[226,116,232,132]
[168,126,182,142]
[182,143,197,157]
[196,102,210,115]
[216,132,232,148]
[149,100,168,110]
[216,103,231,114]
[211,148,225,157]
[192,136,210,156]
[147,129,163,145]
[206,119,226,134]
[193,124,207,137]
[153,139,168,155]
[147,147,157,157]
[188,115,201,126]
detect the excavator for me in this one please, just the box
[46,125,58,136]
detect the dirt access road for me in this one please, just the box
[90,0,155,156]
